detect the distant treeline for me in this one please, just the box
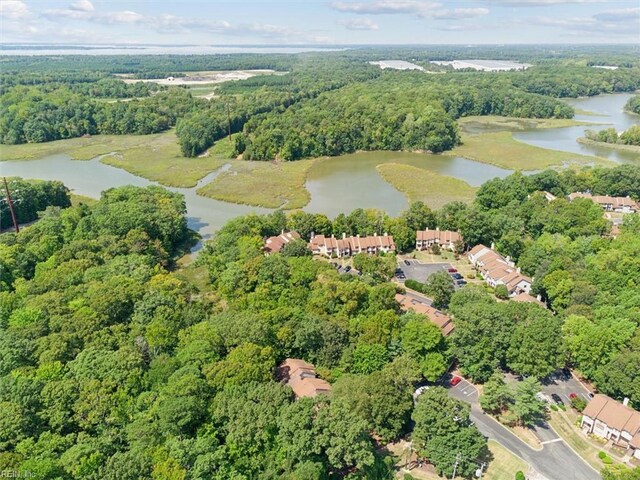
[0,85,200,144]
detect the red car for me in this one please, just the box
[569,393,577,399]
[450,376,462,387]
[448,268,457,273]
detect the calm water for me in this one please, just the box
[0,155,269,250]
[1,92,637,244]
[305,151,511,218]
[514,93,640,164]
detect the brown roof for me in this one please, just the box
[631,431,640,449]
[583,394,640,434]
[309,234,395,253]
[277,358,332,398]
[469,244,489,256]
[395,293,454,336]
[264,231,301,253]
[416,229,462,244]
[568,192,639,210]
[512,293,546,307]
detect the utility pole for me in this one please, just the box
[2,177,19,233]
[451,453,461,480]
[226,102,232,142]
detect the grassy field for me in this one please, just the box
[70,194,99,206]
[0,132,174,161]
[197,159,315,209]
[377,163,477,210]
[577,137,640,154]
[100,132,231,188]
[484,439,529,480]
[458,115,594,132]
[450,132,612,170]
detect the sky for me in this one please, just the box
[1,0,639,45]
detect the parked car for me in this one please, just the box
[588,392,595,399]
[450,376,462,387]
[456,280,467,287]
[551,393,564,405]
[344,266,351,272]
[535,392,549,403]
[447,267,457,273]
[452,273,463,280]
[404,259,411,266]
[569,393,577,400]
[397,273,406,280]
[562,367,572,378]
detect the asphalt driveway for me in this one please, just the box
[447,378,599,480]
[397,259,451,283]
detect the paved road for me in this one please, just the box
[397,259,451,283]
[448,379,600,480]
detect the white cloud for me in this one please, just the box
[0,0,31,20]
[70,0,95,12]
[339,17,380,30]
[432,8,489,19]
[331,0,490,20]
[528,7,640,35]
[481,0,606,5]
[331,0,441,15]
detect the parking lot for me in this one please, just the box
[505,371,592,405]
[396,259,451,283]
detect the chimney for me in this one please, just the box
[342,232,346,239]
[517,267,521,273]
[384,232,388,236]
[623,397,630,407]
[490,242,495,250]
[374,232,377,237]
[310,231,315,239]
[436,226,439,231]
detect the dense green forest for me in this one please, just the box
[1,163,638,478]
[2,47,639,162]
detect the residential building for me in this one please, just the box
[277,358,332,399]
[581,395,640,459]
[512,292,546,308]
[395,293,454,336]
[568,192,639,214]
[309,233,395,258]
[468,244,532,297]
[415,228,462,251]
[264,231,301,254]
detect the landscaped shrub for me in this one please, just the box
[570,396,587,412]
[558,403,566,411]
[550,404,559,411]
[515,472,526,480]
[405,279,428,294]
[598,451,607,459]
[495,284,510,299]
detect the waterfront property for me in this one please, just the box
[395,293,454,336]
[581,394,640,460]
[264,230,301,254]
[309,233,395,258]
[415,228,462,251]
[568,192,640,214]
[277,359,332,399]
[468,244,532,296]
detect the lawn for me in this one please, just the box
[197,159,315,209]
[100,132,231,188]
[547,410,619,471]
[458,115,593,132]
[376,163,477,210]
[449,132,612,171]
[484,439,529,480]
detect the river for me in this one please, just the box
[1,93,637,245]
